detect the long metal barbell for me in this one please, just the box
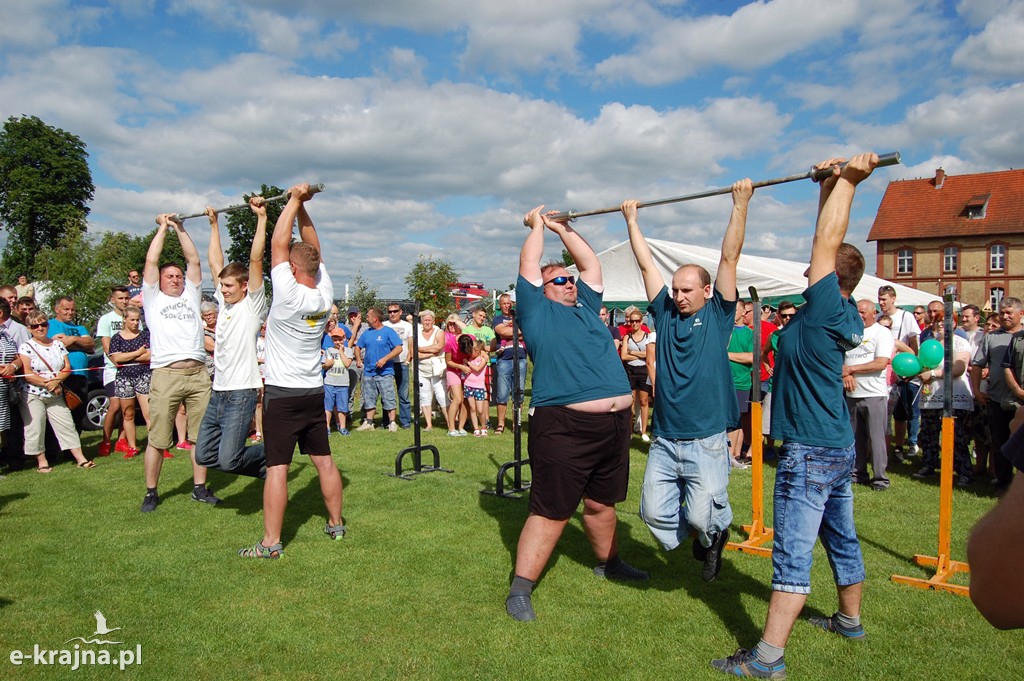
[167,183,327,222]
[529,152,901,224]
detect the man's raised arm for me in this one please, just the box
[145,214,174,285]
[622,199,664,303]
[172,219,203,286]
[520,206,547,282]
[207,206,225,289]
[272,185,304,267]
[542,214,601,287]
[807,153,878,287]
[249,196,268,285]
[715,179,753,301]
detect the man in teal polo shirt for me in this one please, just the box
[504,205,647,623]
[713,153,880,679]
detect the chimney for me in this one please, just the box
[934,168,945,189]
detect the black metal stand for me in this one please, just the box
[389,306,453,480]
[482,311,530,498]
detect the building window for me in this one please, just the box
[965,194,990,219]
[991,287,1005,311]
[990,244,1006,272]
[897,249,914,275]
[943,246,958,273]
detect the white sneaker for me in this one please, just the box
[387,422,398,432]
[356,421,375,432]
[458,429,468,436]
[641,433,651,443]
[448,430,460,437]
[730,457,750,469]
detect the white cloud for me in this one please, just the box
[594,0,861,85]
[952,1,1024,78]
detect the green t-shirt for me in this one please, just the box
[727,325,754,390]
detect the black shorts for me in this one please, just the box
[735,388,750,415]
[625,364,651,393]
[527,405,631,519]
[264,386,330,467]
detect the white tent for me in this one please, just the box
[571,239,941,309]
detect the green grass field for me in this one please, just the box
[0,425,1021,680]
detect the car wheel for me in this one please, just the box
[84,389,109,431]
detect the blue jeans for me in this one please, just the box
[640,432,732,550]
[771,442,865,595]
[393,363,411,426]
[194,388,266,479]
[494,357,527,405]
[362,374,397,411]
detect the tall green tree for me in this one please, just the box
[0,115,94,276]
[224,184,286,284]
[404,255,460,319]
[348,269,382,314]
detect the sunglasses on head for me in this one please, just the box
[543,275,575,287]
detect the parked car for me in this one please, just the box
[82,352,108,430]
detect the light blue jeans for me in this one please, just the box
[771,442,865,594]
[640,431,732,550]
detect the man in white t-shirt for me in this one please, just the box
[239,184,344,559]
[844,300,895,490]
[382,304,413,428]
[140,214,217,512]
[878,285,921,460]
[194,198,269,480]
[96,286,133,456]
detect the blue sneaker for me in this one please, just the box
[711,648,786,679]
[339,429,350,436]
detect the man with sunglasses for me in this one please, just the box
[621,179,753,586]
[382,303,413,429]
[48,297,95,427]
[504,206,647,622]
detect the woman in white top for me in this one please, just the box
[18,311,94,471]
[415,310,451,431]
[620,311,654,442]
[913,310,974,484]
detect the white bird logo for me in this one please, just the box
[93,611,121,636]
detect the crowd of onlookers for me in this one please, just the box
[1,269,1021,498]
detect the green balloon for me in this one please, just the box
[892,352,922,378]
[918,339,944,370]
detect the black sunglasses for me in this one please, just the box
[543,275,575,287]
[388,309,401,314]
[28,322,49,329]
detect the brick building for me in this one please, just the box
[868,168,1024,310]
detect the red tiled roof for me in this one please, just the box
[868,168,1024,242]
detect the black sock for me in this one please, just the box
[146,487,157,495]
[509,575,535,596]
[193,484,205,492]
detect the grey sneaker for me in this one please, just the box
[506,593,537,621]
[325,523,346,540]
[594,557,649,581]
[356,421,375,431]
[807,612,866,639]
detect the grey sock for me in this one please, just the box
[754,639,784,664]
[836,611,861,628]
[509,575,535,596]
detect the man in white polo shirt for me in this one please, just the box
[844,300,895,490]
[140,214,217,512]
[239,184,344,559]
[194,197,269,480]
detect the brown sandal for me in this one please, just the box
[37,466,53,473]
[494,425,505,434]
[77,460,96,469]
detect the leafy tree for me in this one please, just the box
[224,184,286,285]
[33,229,120,329]
[404,255,460,319]
[560,248,575,267]
[347,269,383,314]
[0,115,94,275]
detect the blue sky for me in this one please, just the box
[1,0,1021,297]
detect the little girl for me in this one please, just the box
[461,337,490,436]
